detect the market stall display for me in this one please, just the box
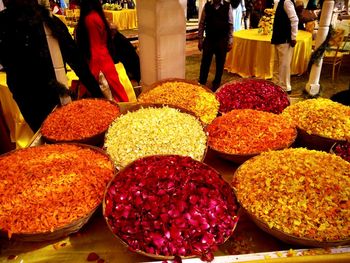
[0,144,115,241]
[138,78,219,124]
[282,98,350,151]
[215,79,290,114]
[103,155,239,261]
[206,109,297,164]
[41,99,120,146]
[232,148,350,247]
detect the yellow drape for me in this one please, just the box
[225,29,313,79]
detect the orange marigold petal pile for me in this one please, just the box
[0,144,115,237]
[41,99,120,141]
[206,109,296,155]
[232,148,350,242]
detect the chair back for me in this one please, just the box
[329,28,345,48]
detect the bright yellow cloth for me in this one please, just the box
[66,62,137,102]
[0,73,34,149]
[225,29,313,79]
[104,9,138,30]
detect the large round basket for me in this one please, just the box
[103,103,208,170]
[0,143,116,242]
[138,78,219,125]
[103,155,239,261]
[242,207,350,248]
[296,128,346,152]
[232,148,350,247]
[215,78,290,115]
[41,99,120,146]
[206,109,297,164]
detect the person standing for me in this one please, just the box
[198,0,233,91]
[76,0,129,102]
[231,0,246,32]
[0,0,103,132]
[271,0,298,94]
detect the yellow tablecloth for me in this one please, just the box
[0,63,136,149]
[104,9,138,30]
[0,73,34,149]
[225,29,313,79]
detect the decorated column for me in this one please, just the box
[137,0,186,88]
[305,0,335,96]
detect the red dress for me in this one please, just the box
[85,11,129,102]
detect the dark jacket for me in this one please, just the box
[0,4,102,132]
[271,0,295,44]
[204,1,231,40]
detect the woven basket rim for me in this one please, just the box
[0,143,116,242]
[41,98,120,144]
[232,158,350,247]
[102,154,239,260]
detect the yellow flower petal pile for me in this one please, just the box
[138,81,219,124]
[104,106,207,169]
[282,98,350,140]
[233,148,350,242]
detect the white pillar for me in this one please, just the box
[305,0,335,96]
[137,0,186,88]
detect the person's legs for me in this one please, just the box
[199,38,214,86]
[275,43,293,92]
[279,43,293,92]
[212,39,228,90]
[272,44,280,85]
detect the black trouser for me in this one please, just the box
[199,37,228,90]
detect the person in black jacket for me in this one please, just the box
[198,0,233,91]
[0,0,103,132]
[271,0,298,94]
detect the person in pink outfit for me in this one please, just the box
[76,0,129,102]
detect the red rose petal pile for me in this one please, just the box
[104,155,238,262]
[332,141,350,162]
[216,79,289,114]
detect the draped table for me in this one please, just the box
[225,29,313,79]
[0,72,34,149]
[55,9,138,31]
[104,9,138,30]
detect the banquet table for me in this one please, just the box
[104,9,138,30]
[225,29,313,79]
[55,9,138,31]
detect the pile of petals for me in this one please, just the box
[0,144,115,238]
[282,98,350,140]
[104,106,207,169]
[206,109,296,155]
[138,80,219,124]
[41,99,120,142]
[232,148,350,242]
[332,141,350,162]
[215,79,289,114]
[104,155,239,262]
